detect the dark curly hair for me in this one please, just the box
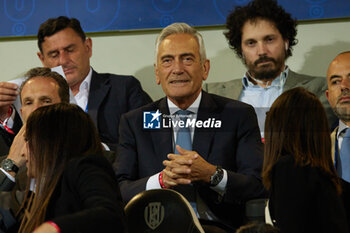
[224,0,297,59]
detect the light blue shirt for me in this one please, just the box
[239,68,289,137]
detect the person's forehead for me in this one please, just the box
[158,33,199,54]
[327,54,350,77]
[22,77,59,93]
[242,18,280,37]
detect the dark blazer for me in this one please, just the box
[6,154,126,233]
[269,154,349,233]
[115,91,266,228]
[82,70,152,151]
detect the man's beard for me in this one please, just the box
[333,89,350,123]
[245,55,285,81]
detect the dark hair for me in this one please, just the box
[21,67,70,104]
[262,87,341,193]
[37,16,86,52]
[236,222,281,233]
[224,0,297,59]
[19,103,103,232]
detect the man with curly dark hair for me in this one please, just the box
[204,0,336,133]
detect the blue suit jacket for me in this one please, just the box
[115,91,266,229]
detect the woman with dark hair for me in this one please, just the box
[263,87,348,233]
[17,103,125,233]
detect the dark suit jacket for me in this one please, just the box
[269,154,349,233]
[115,91,266,228]
[6,154,126,233]
[81,70,152,151]
[0,69,152,154]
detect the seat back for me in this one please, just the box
[125,189,205,233]
[245,198,268,223]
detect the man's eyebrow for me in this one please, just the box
[329,74,341,81]
[160,54,174,60]
[180,53,195,57]
[39,96,52,100]
[22,97,33,102]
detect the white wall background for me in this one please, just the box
[0,19,349,100]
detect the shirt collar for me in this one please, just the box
[167,91,202,115]
[242,66,289,88]
[78,67,92,93]
[337,120,349,139]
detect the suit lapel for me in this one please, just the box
[220,80,242,100]
[87,70,111,126]
[230,80,243,100]
[192,92,217,160]
[151,98,173,161]
[284,70,309,92]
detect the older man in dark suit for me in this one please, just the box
[115,22,265,232]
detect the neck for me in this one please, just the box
[342,120,350,128]
[70,82,82,96]
[169,93,199,110]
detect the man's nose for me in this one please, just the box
[340,77,350,91]
[172,59,184,75]
[257,42,268,56]
[58,51,70,66]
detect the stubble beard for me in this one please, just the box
[245,54,285,81]
[333,89,350,123]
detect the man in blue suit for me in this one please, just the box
[0,16,151,152]
[115,23,265,232]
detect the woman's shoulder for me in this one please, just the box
[273,154,328,184]
[63,154,115,179]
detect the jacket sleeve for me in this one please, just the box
[52,155,126,233]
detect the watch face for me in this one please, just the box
[210,167,224,186]
[2,159,14,171]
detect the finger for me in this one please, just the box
[0,100,16,107]
[0,82,18,91]
[176,145,189,155]
[162,170,178,187]
[171,166,191,175]
[175,177,192,185]
[163,166,190,178]
[163,158,193,167]
[0,87,19,97]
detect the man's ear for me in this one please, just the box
[85,38,93,58]
[154,63,160,85]
[37,52,45,65]
[326,90,329,102]
[202,59,210,81]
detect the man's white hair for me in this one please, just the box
[154,22,207,65]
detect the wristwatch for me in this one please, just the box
[1,159,19,173]
[210,166,224,186]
